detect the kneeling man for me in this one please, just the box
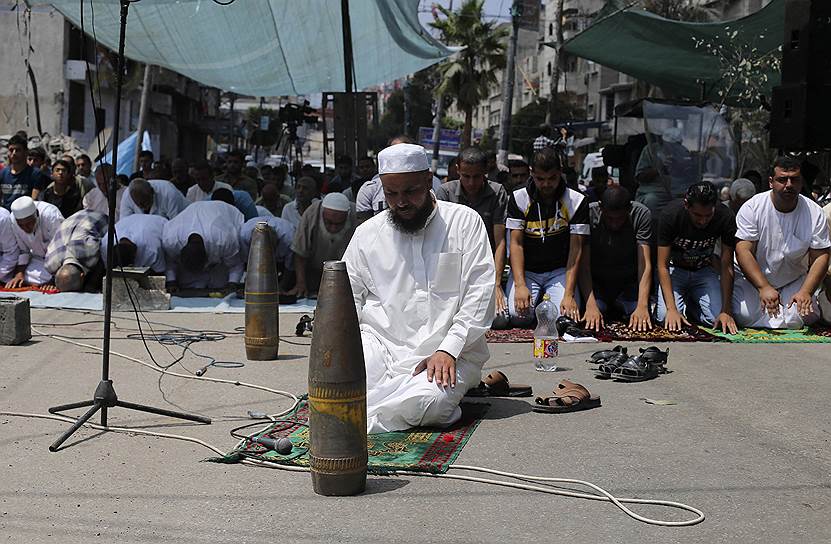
[733,156,830,328]
[343,144,495,433]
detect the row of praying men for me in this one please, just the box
[0,167,357,295]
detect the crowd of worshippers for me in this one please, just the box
[2,127,831,332]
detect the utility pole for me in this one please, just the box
[133,63,153,171]
[546,0,565,129]
[403,76,412,137]
[228,92,236,151]
[497,1,521,168]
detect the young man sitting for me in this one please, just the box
[505,147,589,327]
[656,181,738,333]
[580,186,653,332]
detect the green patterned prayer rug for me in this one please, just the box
[709,325,831,343]
[215,399,488,474]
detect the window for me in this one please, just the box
[549,23,553,36]
[68,82,85,133]
[547,62,552,76]
[605,94,615,121]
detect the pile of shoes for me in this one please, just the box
[588,345,669,382]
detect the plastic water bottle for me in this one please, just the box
[533,294,559,371]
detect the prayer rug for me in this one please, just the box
[0,285,60,294]
[709,325,831,343]
[486,323,720,343]
[214,400,488,474]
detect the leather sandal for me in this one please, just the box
[611,346,668,382]
[465,370,533,398]
[587,345,627,365]
[533,379,601,413]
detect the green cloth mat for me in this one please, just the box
[709,326,831,343]
[214,400,488,474]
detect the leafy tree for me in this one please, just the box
[639,0,719,21]
[510,94,585,157]
[370,67,440,151]
[430,0,508,147]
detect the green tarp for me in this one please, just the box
[48,0,452,96]
[559,0,784,105]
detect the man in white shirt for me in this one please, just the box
[6,197,64,287]
[120,178,189,221]
[83,164,125,221]
[0,208,21,284]
[343,143,495,433]
[280,176,319,229]
[162,200,244,291]
[185,161,232,203]
[733,156,831,329]
[102,213,168,274]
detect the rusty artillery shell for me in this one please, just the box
[308,260,367,496]
[244,222,279,360]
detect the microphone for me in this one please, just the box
[250,436,293,455]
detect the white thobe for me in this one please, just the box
[10,201,64,284]
[733,192,831,328]
[239,216,296,270]
[185,181,233,203]
[0,208,21,282]
[162,200,244,288]
[120,179,189,221]
[83,186,125,222]
[102,214,168,273]
[255,205,274,217]
[280,198,319,229]
[343,200,496,433]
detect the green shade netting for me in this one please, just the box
[558,0,784,105]
[48,0,452,95]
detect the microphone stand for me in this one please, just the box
[48,0,210,452]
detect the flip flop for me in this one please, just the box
[533,379,601,413]
[465,370,533,398]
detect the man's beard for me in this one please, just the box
[388,197,434,234]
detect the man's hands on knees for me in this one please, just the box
[413,350,456,388]
[514,285,531,315]
[788,289,815,317]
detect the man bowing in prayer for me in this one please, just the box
[342,143,496,433]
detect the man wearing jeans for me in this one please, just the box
[657,181,737,333]
[505,147,589,328]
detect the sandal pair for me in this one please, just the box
[533,379,601,413]
[590,346,669,381]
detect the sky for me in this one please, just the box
[417,0,513,34]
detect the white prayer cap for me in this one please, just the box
[10,196,37,219]
[322,192,351,212]
[377,143,429,175]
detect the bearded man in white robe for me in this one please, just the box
[342,143,496,433]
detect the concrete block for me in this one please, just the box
[0,297,32,345]
[106,275,171,311]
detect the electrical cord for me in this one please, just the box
[2,333,705,526]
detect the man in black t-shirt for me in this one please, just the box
[505,147,589,327]
[580,186,653,331]
[39,159,83,218]
[656,181,737,333]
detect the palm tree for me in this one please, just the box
[430,0,508,148]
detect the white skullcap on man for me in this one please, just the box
[322,192,351,212]
[377,143,429,175]
[10,196,37,220]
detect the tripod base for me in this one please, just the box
[48,379,211,452]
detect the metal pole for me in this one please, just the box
[430,94,444,175]
[341,0,354,93]
[101,0,131,425]
[497,2,521,168]
[133,63,153,172]
[228,93,236,150]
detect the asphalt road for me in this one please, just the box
[1,308,829,543]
